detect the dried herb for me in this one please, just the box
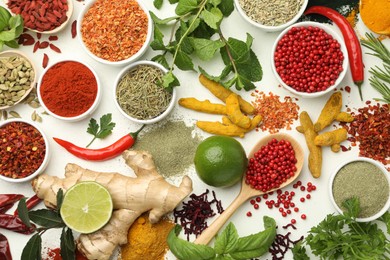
[86,113,116,148]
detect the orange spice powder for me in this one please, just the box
[81,0,148,62]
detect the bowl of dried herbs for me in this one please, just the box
[329,157,390,222]
[114,60,176,124]
[234,0,308,32]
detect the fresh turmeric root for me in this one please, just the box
[314,92,343,132]
[179,98,227,115]
[335,112,354,123]
[199,74,255,115]
[297,111,322,178]
[31,150,193,260]
[196,121,246,138]
[314,128,348,152]
[222,115,262,133]
[226,93,251,129]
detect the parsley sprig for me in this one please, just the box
[86,114,116,148]
[151,0,262,91]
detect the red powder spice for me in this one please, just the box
[251,91,300,133]
[0,122,46,179]
[39,61,97,117]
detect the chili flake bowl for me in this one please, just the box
[0,118,50,183]
[271,21,349,98]
[113,60,176,124]
[329,157,390,222]
[0,50,37,110]
[234,0,308,32]
[77,0,153,66]
[36,59,101,122]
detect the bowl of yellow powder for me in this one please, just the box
[329,157,390,222]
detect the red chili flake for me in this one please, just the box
[71,20,77,38]
[48,35,58,41]
[39,41,49,49]
[345,86,351,93]
[340,145,350,152]
[42,53,49,68]
[49,43,61,53]
[33,41,40,53]
[0,122,46,179]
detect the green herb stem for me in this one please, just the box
[218,29,238,75]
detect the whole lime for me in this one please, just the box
[194,136,248,187]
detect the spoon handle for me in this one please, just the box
[194,192,249,245]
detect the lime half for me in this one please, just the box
[60,181,113,234]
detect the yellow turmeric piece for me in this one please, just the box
[121,213,175,260]
[222,115,262,133]
[199,74,255,114]
[179,97,227,114]
[297,111,322,178]
[314,128,348,147]
[331,144,341,153]
[226,93,251,129]
[360,0,390,35]
[314,92,342,132]
[196,121,245,138]
[335,112,354,123]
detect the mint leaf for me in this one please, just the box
[209,0,222,6]
[175,49,194,70]
[161,71,180,91]
[218,0,234,16]
[221,37,251,65]
[167,225,216,260]
[154,0,163,9]
[152,54,169,69]
[150,12,177,25]
[199,65,232,82]
[214,222,238,254]
[190,38,224,61]
[175,0,198,15]
[21,234,41,260]
[150,26,166,51]
[17,198,32,227]
[28,209,65,228]
[200,7,223,30]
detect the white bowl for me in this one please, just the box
[0,119,50,183]
[234,0,308,32]
[271,21,348,98]
[77,0,153,66]
[329,157,390,222]
[37,59,101,122]
[114,60,176,124]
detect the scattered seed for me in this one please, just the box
[49,43,61,53]
[42,54,49,68]
[2,110,8,120]
[33,41,40,53]
[39,41,49,49]
[48,35,58,41]
[71,20,77,38]
[31,110,37,121]
[9,111,21,118]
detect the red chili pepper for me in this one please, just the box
[53,125,145,161]
[0,194,24,214]
[304,6,364,100]
[0,214,36,234]
[14,195,42,216]
[0,232,12,260]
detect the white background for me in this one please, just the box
[0,0,389,259]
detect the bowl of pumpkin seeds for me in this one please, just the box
[0,50,37,110]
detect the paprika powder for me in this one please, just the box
[39,61,98,118]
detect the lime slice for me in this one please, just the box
[60,181,113,234]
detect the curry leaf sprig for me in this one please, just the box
[86,113,116,148]
[150,0,263,91]
[361,33,390,103]
[0,7,24,50]
[292,198,390,259]
[19,190,76,260]
[168,216,276,260]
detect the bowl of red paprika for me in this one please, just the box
[77,0,153,66]
[37,59,101,122]
[0,119,50,183]
[271,21,349,98]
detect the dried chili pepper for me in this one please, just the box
[0,214,35,234]
[14,195,42,216]
[0,194,24,214]
[305,6,364,100]
[0,232,12,260]
[53,125,145,161]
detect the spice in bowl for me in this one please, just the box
[330,158,390,221]
[38,60,99,120]
[115,62,174,124]
[0,120,47,181]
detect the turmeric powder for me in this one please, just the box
[314,92,342,132]
[226,93,251,129]
[314,128,348,147]
[178,98,227,114]
[121,213,175,260]
[360,0,390,35]
[199,74,255,114]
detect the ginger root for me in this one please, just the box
[31,150,193,260]
[226,93,251,129]
[314,128,348,148]
[178,98,227,115]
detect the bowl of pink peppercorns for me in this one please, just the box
[271,21,348,98]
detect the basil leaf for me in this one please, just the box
[174,49,194,71]
[5,39,18,48]
[153,0,163,9]
[175,0,198,15]
[215,256,234,260]
[61,228,76,260]
[200,7,223,30]
[0,28,17,42]
[169,0,179,3]
[190,38,224,61]
[214,222,238,254]
[167,225,216,260]
[218,0,234,17]
[29,209,65,228]
[21,233,42,260]
[8,15,23,37]
[0,7,11,32]
[17,198,32,227]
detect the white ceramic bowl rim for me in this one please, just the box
[0,118,50,183]
[37,59,101,122]
[271,21,349,98]
[329,157,390,222]
[234,0,309,31]
[77,0,153,66]
[113,60,176,124]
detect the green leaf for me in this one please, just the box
[21,233,42,260]
[87,118,99,136]
[4,39,18,48]
[8,15,23,37]
[0,28,17,42]
[208,0,222,7]
[190,38,224,61]
[150,25,166,51]
[218,0,234,16]
[0,7,11,32]
[28,209,65,228]
[167,225,216,260]
[98,114,116,139]
[342,197,360,219]
[175,0,198,15]
[175,49,194,71]
[61,228,76,260]
[292,242,310,260]
[17,198,32,227]
[235,49,262,83]
[161,71,180,91]
[150,11,178,25]
[214,222,238,254]
[379,211,390,234]
[199,65,232,82]
[153,0,163,9]
[220,36,251,65]
[152,54,169,69]
[200,8,223,30]
[192,20,215,39]
[56,189,64,212]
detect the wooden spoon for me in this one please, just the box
[194,133,304,245]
